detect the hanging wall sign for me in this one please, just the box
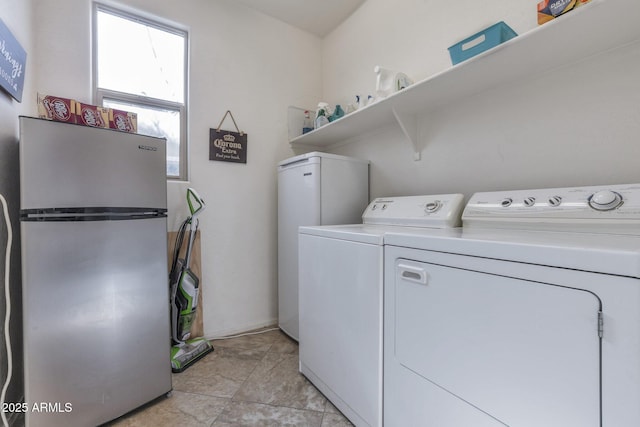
[0,18,26,102]
[209,110,248,164]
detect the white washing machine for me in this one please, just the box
[298,194,465,427]
[383,183,640,427]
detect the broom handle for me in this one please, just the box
[185,218,198,269]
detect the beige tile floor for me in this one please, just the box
[108,329,354,427]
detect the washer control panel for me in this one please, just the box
[363,194,465,228]
[463,183,640,234]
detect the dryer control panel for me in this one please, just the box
[463,183,640,234]
[363,194,464,228]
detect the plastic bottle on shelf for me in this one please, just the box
[346,98,358,114]
[315,109,329,129]
[329,105,345,122]
[302,110,314,134]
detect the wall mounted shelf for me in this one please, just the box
[289,0,640,159]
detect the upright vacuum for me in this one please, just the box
[169,188,214,372]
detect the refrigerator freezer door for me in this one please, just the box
[22,217,172,427]
[19,117,167,211]
[277,158,321,340]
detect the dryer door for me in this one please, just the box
[393,259,601,427]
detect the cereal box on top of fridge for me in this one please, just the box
[109,108,137,133]
[37,93,77,123]
[76,102,109,128]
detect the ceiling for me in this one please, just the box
[234,0,366,37]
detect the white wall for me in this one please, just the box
[0,0,35,419]
[32,0,322,337]
[323,0,534,108]
[322,0,640,199]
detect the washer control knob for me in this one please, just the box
[589,190,623,211]
[425,200,442,213]
[523,197,536,207]
[548,196,563,207]
[500,198,513,208]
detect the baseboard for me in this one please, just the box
[204,318,278,340]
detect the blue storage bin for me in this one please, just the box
[448,21,517,65]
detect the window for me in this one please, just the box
[93,5,188,179]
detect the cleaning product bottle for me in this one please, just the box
[315,109,329,129]
[375,65,414,98]
[346,97,358,114]
[375,65,394,98]
[330,105,345,122]
[302,110,314,134]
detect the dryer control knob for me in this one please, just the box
[548,196,563,207]
[500,198,513,208]
[589,190,623,211]
[524,197,536,207]
[425,200,442,213]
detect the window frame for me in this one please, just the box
[92,3,189,181]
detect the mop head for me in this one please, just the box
[170,338,214,373]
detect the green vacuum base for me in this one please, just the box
[171,338,214,373]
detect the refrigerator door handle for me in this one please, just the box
[20,207,167,222]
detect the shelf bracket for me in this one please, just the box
[392,106,420,161]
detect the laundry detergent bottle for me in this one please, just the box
[315,109,329,129]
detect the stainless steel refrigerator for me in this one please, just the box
[19,116,172,427]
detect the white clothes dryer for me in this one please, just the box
[384,183,640,427]
[298,194,465,427]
